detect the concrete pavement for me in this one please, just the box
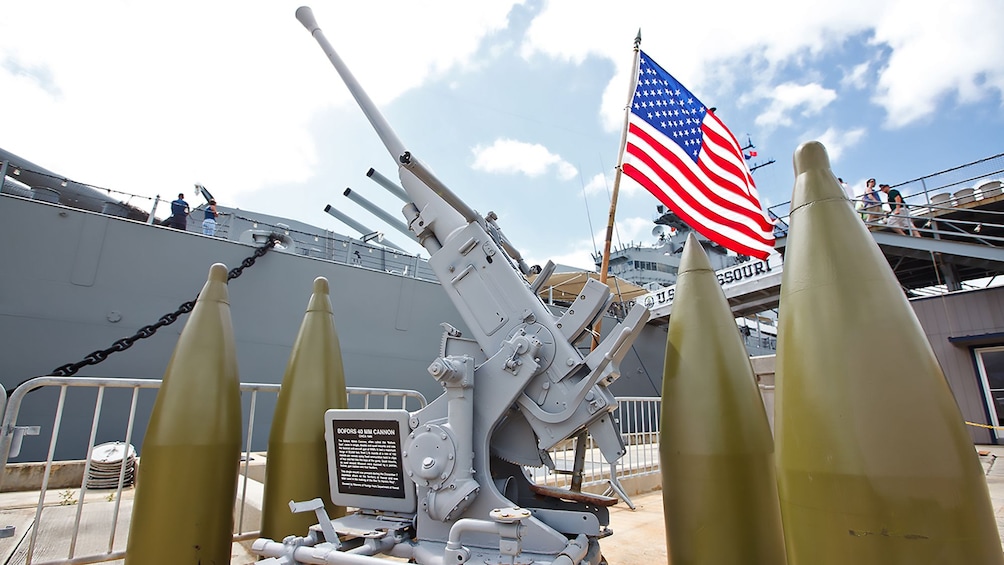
[3,446,1004,563]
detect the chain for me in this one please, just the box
[48,237,279,378]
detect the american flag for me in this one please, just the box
[622,51,775,260]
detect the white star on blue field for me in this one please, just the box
[3,0,1002,269]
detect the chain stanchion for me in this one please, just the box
[43,237,280,380]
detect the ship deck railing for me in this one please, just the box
[769,152,1004,247]
[191,210,444,285]
[763,153,1004,297]
[0,377,681,565]
[772,185,1004,249]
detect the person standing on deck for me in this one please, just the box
[169,193,190,230]
[880,183,920,237]
[861,178,883,224]
[202,199,219,236]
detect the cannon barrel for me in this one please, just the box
[366,167,408,202]
[296,6,467,249]
[342,188,419,244]
[323,204,407,252]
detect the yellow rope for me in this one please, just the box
[966,421,1004,430]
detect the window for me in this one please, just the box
[975,347,1004,441]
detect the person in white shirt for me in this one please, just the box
[838,177,854,201]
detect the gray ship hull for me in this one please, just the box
[0,193,665,460]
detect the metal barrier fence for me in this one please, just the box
[0,378,668,565]
[0,376,426,565]
[524,397,662,510]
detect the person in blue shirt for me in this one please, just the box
[860,178,883,225]
[169,193,190,230]
[202,199,219,236]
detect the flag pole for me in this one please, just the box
[593,30,643,350]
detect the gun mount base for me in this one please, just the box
[253,509,606,565]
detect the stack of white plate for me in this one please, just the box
[86,442,137,489]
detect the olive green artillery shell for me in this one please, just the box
[260,277,348,540]
[661,232,787,565]
[125,263,242,565]
[774,141,1003,564]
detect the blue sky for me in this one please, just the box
[3,1,1002,269]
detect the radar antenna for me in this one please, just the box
[741,135,775,174]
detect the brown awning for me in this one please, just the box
[529,271,648,302]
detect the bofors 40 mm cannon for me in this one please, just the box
[251,7,651,565]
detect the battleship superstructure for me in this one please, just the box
[595,204,779,355]
[595,204,744,291]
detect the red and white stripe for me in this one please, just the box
[623,111,775,259]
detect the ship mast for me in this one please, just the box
[594,30,643,348]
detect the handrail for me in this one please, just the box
[771,196,1004,246]
[768,152,1004,240]
[888,152,1004,191]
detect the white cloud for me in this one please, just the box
[583,172,610,196]
[841,61,871,90]
[471,139,578,180]
[0,1,523,199]
[809,127,867,162]
[526,215,654,270]
[556,162,578,181]
[613,216,660,246]
[521,1,877,132]
[521,0,1003,132]
[583,171,648,199]
[871,0,1004,128]
[536,243,600,271]
[755,82,837,128]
